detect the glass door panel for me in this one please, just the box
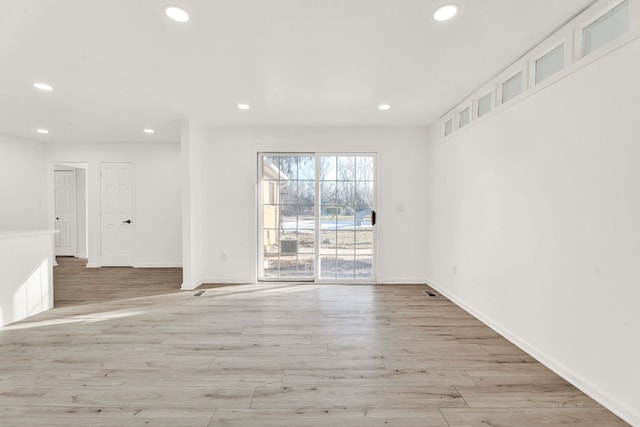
[259,154,315,280]
[318,155,375,281]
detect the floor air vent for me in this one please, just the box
[193,291,206,296]
[423,290,438,297]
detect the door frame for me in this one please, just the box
[46,162,89,264]
[257,152,377,283]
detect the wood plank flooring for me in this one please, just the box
[53,257,183,307]
[0,258,627,426]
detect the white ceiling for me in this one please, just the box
[0,0,595,143]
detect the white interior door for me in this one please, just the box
[100,162,134,266]
[54,170,77,256]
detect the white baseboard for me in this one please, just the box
[134,263,183,268]
[426,278,640,427]
[85,262,101,268]
[379,280,427,285]
[201,277,251,284]
[180,282,201,291]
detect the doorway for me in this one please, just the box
[258,153,376,282]
[52,164,88,259]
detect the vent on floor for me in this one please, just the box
[423,290,438,297]
[193,290,206,296]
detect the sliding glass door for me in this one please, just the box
[258,153,375,282]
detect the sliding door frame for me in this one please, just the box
[257,152,377,283]
[315,152,377,284]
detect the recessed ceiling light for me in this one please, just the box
[164,5,190,22]
[144,129,155,134]
[36,129,49,134]
[33,82,53,91]
[433,4,458,21]
[378,104,392,111]
[237,103,251,110]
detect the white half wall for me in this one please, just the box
[425,38,640,424]
[0,231,56,327]
[0,133,46,229]
[184,126,429,285]
[44,143,182,268]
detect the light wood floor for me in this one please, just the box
[0,258,627,426]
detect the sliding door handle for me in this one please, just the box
[371,210,376,226]
[122,219,132,224]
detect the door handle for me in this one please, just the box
[371,210,376,226]
[123,219,132,224]
[56,217,60,220]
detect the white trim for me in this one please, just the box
[134,263,182,268]
[200,277,251,284]
[85,262,101,268]
[473,91,493,120]
[499,69,525,105]
[457,104,471,129]
[530,40,566,86]
[577,0,628,31]
[442,116,454,139]
[379,280,427,285]
[579,0,630,57]
[426,278,640,427]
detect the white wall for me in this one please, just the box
[44,143,182,268]
[181,121,205,289]
[185,126,429,285]
[0,133,46,229]
[425,38,640,424]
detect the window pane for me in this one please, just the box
[355,255,373,279]
[444,119,453,136]
[262,205,279,229]
[502,72,522,103]
[278,156,298,180]
[355,157,374,181]
[355,181,374,206]
[297,254,314,277]
[320,181,336,205]
[458,108,470,128]
[336,256,356,280]
[262,157,280,179]
[336,181,355,205]
[337,231,356,252]
[297,156,315,180]
[536,44,564,84]
[584,0,629,56]
[320,156,337,181]
[298,180,315,205]
[279,181,297,204]
[477,93,492,117]
[320,256,338,279]
[320,229,337,251]
[298,232,315,254]
[337,157,357,181]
